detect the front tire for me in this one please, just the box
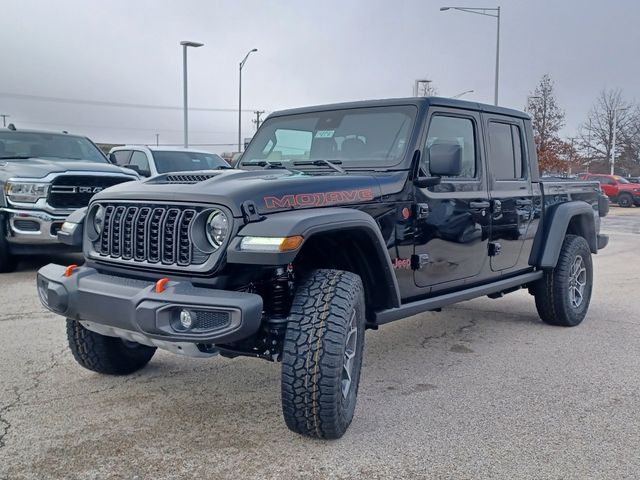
[533,235,593,327]
[0,219,17,273]
[281,269,366,439]
[66,320,156,375]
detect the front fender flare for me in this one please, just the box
[227,207,401,308]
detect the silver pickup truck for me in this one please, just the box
[0,127,138,272]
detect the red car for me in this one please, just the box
[579,174,640,207]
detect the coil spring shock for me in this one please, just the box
[269,266,290,318]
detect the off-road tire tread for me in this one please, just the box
[281,269,365,439]
[66,319,156,375]
[534,234,593,327]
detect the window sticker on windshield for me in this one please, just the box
[315,130,335,139]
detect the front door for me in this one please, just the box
[413,110,491,291]
[484,116,534,271]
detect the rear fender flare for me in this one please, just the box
[530,201,598,269]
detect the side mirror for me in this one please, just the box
[413,176,441,188]
[428,142,463,177]
[108,152,117,164]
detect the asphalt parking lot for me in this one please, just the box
[1,207,639,480]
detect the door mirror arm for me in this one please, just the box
[413,176,441,188]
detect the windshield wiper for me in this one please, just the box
[242,160,300,173]
[293,159,346,174]
[0,155,33,160]
[213,165,233,170]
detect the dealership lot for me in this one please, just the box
[1,207,639,480]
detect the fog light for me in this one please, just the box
[179,309,194,329]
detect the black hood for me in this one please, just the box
[0,158,138,180]
[92,169,408,217]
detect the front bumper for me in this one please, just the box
[37,264,264,349]
[2,208,69,245]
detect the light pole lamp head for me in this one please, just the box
[440,7,451,11]
[240,48,259,69]
[180,41,204,48]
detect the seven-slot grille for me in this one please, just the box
[96,204,204,266]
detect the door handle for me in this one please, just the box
[516,199,533,206]
[470,201,490,209]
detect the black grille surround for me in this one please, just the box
[48,175,134,209]
[90,203,222,271]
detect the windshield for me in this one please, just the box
[241,105,417,169]
[615,176,630,184]
[0,131,107,162]
[152,151,229,174]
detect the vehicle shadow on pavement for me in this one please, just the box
[15,254,84,273]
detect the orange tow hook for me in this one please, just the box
[63,264,78,277]
[155,277,170,293]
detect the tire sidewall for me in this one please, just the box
[336,284,366,429]
[557,236,593,326]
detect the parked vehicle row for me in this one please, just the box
[37,97,609,439]
[0,128,139,272]
[578,173,640,207]
[108,145,230,177]
[0,127,234,271]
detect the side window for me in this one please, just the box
[424,115,476,178]
[129,151,150,172]
[112,150,131,166]
[512,125,523,178]
[488,121,525,180]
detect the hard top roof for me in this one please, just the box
[269,96,529,120]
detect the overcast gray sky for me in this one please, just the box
[1,0,639,152]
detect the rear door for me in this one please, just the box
[484,115,534,272]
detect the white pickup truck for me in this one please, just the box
[108,146,230,178]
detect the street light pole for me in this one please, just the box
[611,108,620,175]
[180,40,204,149]
[440,6,501,105]
[494,6,500,106]
[238,48,258,152]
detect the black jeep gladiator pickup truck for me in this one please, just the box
[37,97,609,439]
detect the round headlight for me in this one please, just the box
[93,205,106,234]
[205,209,229,249]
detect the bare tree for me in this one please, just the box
[526,74,566,173]
[579,88,636,174]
